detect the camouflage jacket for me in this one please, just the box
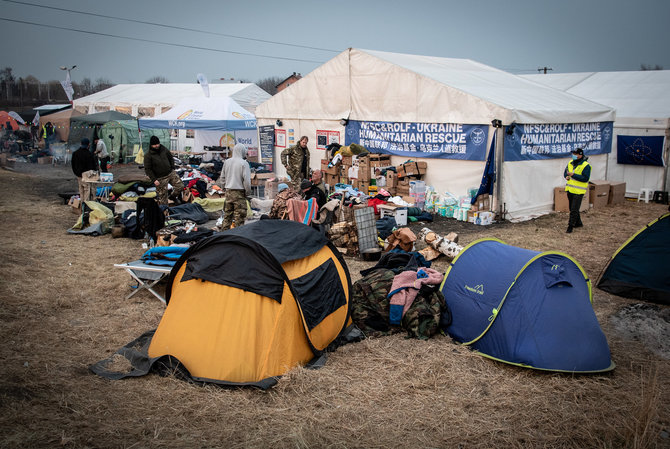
[280,144,310,179]
[268,188,301,219]
[351,268,446,340]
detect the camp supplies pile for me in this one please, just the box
[597,212,670,304]
[91,220,355,389]
[441,238,614,373]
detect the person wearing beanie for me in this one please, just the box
[280,135,310,190]
[301,178,327,209]
[144,135,184,205]
[277,183,289,193]
[269,181,301,219]
[71,137,98,202]
[564,147,591,233]
[219,143,252,230]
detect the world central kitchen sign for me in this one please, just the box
[345,120,489,161]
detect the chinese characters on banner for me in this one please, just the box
[504,122,613,161]
[344,120,489,160]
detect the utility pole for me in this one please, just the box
[538,67,553,74]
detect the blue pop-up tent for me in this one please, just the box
[138,96,257,131]
[440,238,614,373]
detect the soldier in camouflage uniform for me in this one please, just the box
[268,183,301,219]
[351,268,446,339]
[280,135,310,190]
[220,143,251,230]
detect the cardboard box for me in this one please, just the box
[589,180,610,208]
[369,154,391,167]
[398,161,427,177]
[475,193,490,211]
[608,181,626,205]
[251,172,275,186]
[68,196,81,214]
[37,156,53,165]
[386,172,398,188]
[321,159,338,175]
[264,179,278,199]
[554,187,589,212]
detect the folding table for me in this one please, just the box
[114,260,172,304]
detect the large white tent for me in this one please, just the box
[255,48,615,221]
[73,83,271,117]
[523,71,670,195]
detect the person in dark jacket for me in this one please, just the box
[301,179,327,209]
[144,135,184,205]
[71,138,98,201]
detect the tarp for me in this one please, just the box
[255,48,616,221]
[523,70,670,195]
[138,96,256,131]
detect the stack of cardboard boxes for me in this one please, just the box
[554,180,627,211]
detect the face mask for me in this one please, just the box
[571,155,578,161]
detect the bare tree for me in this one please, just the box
[640,64,664,71]
[94,78,114,92]
[146,76,169,83]
[0,67,15,82]
[78,78,94,96]
[255,76,283,95]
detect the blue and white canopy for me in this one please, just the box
[138,96,257,131]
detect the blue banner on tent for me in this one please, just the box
[504,122,613,161]
[617,135,665,166]
[344,120,489,160]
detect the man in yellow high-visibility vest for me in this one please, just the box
[564,148,591,233]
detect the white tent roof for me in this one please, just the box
[74,83,271,115]
[256,48,615,124]
[138,96,256,131]
[522,71,670,119]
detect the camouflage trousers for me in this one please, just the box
[156,171,184,206]
[351,268,446,340]
[221,189,247,230]
[286,168,305,191]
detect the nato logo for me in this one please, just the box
[471,128,485,145]
[602,125,612,141]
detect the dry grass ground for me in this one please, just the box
[0,163,668,448]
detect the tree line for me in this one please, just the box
[0,67,284,111]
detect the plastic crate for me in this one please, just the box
[354,207,378,253]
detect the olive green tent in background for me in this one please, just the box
[100,120,170,163]
[68,110,169,163]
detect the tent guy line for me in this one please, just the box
[1,0,339,54]
[0,17,327,64]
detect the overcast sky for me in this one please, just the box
[1,0,668,85]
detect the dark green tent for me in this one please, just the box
[68,111,135,148]
[597,213,670,304]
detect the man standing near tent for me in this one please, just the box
[564,148,591,233]
[71,138,98,202]
[93,137,110,172]
[220,143,251,230]
[281,135,310,191]
[144,136,184,206]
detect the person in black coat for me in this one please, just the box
[300,179,327,209]
[71,138,98,202]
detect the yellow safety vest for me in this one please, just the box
[566,160,590,195]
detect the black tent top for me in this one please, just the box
[166,220,329,303]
